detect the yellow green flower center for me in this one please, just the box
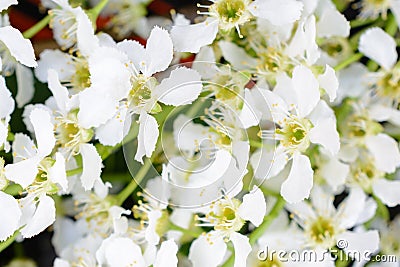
[376,69,400,103]
[276,116,312,154]
[56,109,94,155]
[308,216,336,246]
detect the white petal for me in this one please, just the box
[98,237,146,267]
[88,47,131,100]
[359,27,397,70]
[309,117,340,155]
[145,210,162,245]
[292,65,320,117]
[79,143,102,190]
[308,100,335,126]
[47,69,71,114]
[76,10,99,57]
[117,40,145,72]
[21,195,56,238]
[54,259,70,267]
[337,187,366,229]
[218,41,257,70]
[11,133,36,161]
[286,201,316,222]
[96,105,131,146]
[171,18,219,53]
[239,89,262,129]
[319,157,348,191]
[238,186,266,226]
[318,65,338,102]
[372,179,400,207]
[15,64,34,108]
[317,8,350,38]
[135,113,159,163]
[0,191,21,241]
[154,240,178,267]
[34,49,74,83]
[249,0,303,26]
[0,76,15,118]
[30,108,55,156]
[250,146,288,180]
[281,153,313,203]
[391,1,400,30]
[365,134,400,173]
[78,86,119,128]
[155,67,202,106]
[337,230,379,255]
[0,121,7,149]
[5,157,39,188]
[48,152,68,191]
[143,26,173,76]
[189,233,227,267]
[230,232,252,267]
[0,0,17,11]
[356,197,377,224]
[0,26,37,68]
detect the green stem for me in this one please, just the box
[249,196,285,245]
[350,18,377,28]
[373,194,390,221]
[0,231,18,253]
[334,53,363,71]
[249,139,263,149]
[116,157,153,205]
[88,0,109,20]
[221,196,286,267]
[66,167,83,177]
[169,223,201,238]
[22,15,51,39]
[385,13,397,37]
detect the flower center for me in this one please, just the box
[198,198,245,235]
[308,216,336,247]
[128,75,160,113]
[0,157,7,190]
[275,116,312,154]
[0,42,17,76]
[55,109,94,156]
[209,0,251,32]
[358,0,391,19]
[375,69,400,104]
[71,59,91,91]
[256,47,294,84]
[350,156,383,192]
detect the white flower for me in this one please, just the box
[0,26,37,75]
[358,27,400,123]
[171,0,303,53]
[189,186,266,267]
[0,191,21,241]
[259,66,340,203]
[96,236,146,267]
[5,108,58,188]
[97,27,202,161]
[153,239,179,267]
[48,0,90,50]
[287,186,379,253]
[0,23,36,107]
[45,69,103,191]
[0,76,14,151]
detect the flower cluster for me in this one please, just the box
[1,0,400,266]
